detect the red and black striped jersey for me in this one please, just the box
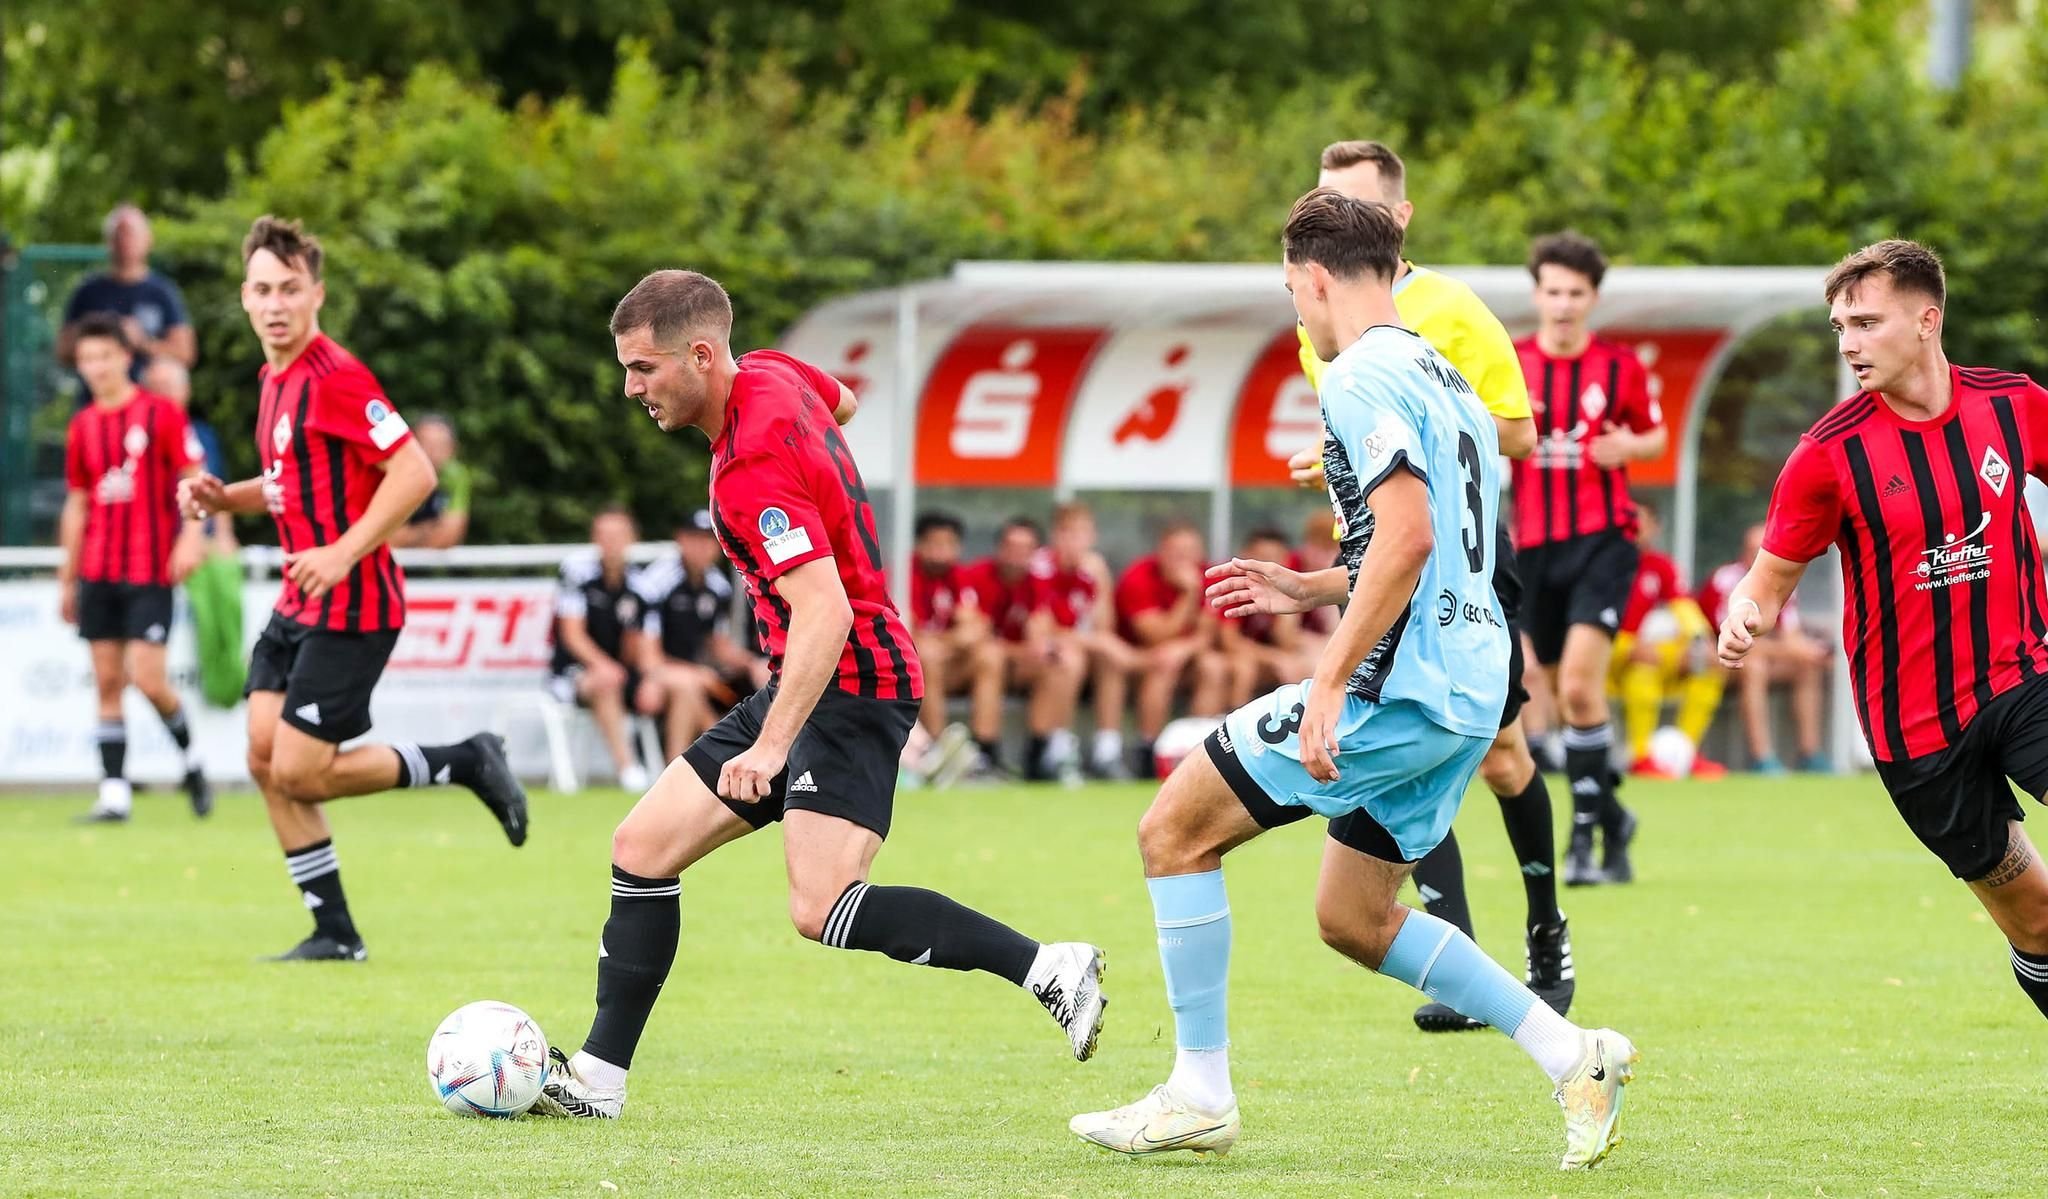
[1763,366,2048,761]
[65,389,203,585]
[255,335,413,632]
[708,350,923,702]
[1510,335,1662,547]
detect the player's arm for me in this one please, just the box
[1720,439,1837,667]
[56,488,87,624]
[831,379,858,426]
[284,440,436,600]
[1299,467,1434,781]
[1446,302,1537,460]
[720,558,849,802]
[1127,587,1199,647]
[1588,354,1667,467]
[1715,552,1806,668]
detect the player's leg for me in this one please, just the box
[777,691,1105,1055]
[82,635,132,821]
[1023,639,1085,780]
[1482,718,1573,1015]
[1084,632,1137,778]
[124,618,211,816]
[266,629,528,841]
[651,662,713,761]
[912,629,951,737]
[1188,643,1230,719]
[1133,636,1199,774]
[535,754,759,1118]
[1740,641,1784,770]
[964,635,1008,772]
[1313,806,1635,1170]
[1788,637,1829,768]
[1964,822,2048,1018]
[247,684,367,959]
[1556,534,1638,882]
[1071,741,1265,1157]
[575,661,640,783]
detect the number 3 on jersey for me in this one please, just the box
[1455,430,1486,575]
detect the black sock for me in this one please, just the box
[1563,723,1614,840]
[96,720,126,780]
[284,839,357,942]
[974,736,1003,768]
[1026,734,1049,780]
[1411,830,1475,939]
[823,881,1038,985]
[160,706,192,751]
[391,740,482,789]
[1135,740,1157,779]
[1496,770,1562,926]
[2014,946,2048,1018]
[583,866,682,1069]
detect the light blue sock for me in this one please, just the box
[1378,908,1539,1034]
[1147,870,1231,1051]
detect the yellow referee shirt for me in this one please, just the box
[1298,261,1530,421]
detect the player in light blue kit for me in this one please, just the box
[1070,189,1639,1171]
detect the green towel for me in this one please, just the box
[187,552,246,708]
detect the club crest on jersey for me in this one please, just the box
[123,424,150,459]
[1581,382,1609,422]
[273,412,293,455]
[1980,446,2011,497]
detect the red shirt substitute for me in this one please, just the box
[1511,335,1662,547]
[1621,548,1681,635]
[961,558,1046,642]
[708,349,923,701]
[1763,366,2048,761]
[66,390,202,586]
[1038,550,1101,632]
[256,336,412,632]
[1115,554,1206,644]
[909,562,975,632]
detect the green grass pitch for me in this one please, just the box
[2,772,2040,1197]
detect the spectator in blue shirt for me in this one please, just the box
[59,205,197,383]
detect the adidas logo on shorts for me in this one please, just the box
[788,771,818,794]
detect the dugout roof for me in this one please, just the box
[777,261,1838,585]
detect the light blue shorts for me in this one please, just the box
[1213,678,1491,862]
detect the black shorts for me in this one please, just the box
[77,581,173,644]
[244,613,399,744]
[684,683,919,840]
[1518,530,1640,666]
[1873,675,2048,880]
[1202,729,1416,865]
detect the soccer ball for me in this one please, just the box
[1647,725,1697,779]
[1154,715,1223,778]
[427,1000,550,1118]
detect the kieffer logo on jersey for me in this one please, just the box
[389,587,556,672]
[1915,511,1996,591]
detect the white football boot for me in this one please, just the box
[527,1047,625,1120]
[1028,942,1107,1061]
[1556,1028,1638,1169]
[1070,1084,1240,1158]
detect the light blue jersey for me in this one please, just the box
[1318,324,1508,739]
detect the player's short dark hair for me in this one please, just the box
[999,516,1044,542]
[915,512,964,540]
[610,270,734,346]
[1319,140,1406,201]
[1824,239,1946,309]
[71,312,132,353]
[1283,188,1404,283]
[243,215,323,281]
[1527,231,1608,289]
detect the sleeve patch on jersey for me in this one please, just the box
[758,506,792,538]
[365,398,410,450]
[763,526,815,565]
